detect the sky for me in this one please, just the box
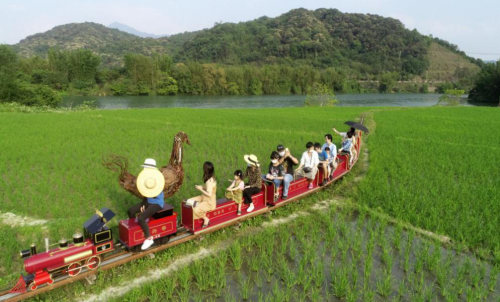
[0,0,499,60]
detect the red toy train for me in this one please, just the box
[10,131,362,294]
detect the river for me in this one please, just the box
[62,93,444,109]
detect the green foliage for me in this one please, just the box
[437,89,465,106]
[468,61,500,104]
[305,83,338,107]
[378,72,398,93]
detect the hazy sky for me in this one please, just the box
[1,0,499,60]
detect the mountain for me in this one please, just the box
[170,8,480,79]
[13,9,480,80]
[14,22,172,66]
[108,22,168,38]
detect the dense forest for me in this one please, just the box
[468,61,500,105]
[0,8,489,107]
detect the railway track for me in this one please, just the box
[0,115,366,302]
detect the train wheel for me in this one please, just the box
[158,235,171,245]
[29,283,37,291]
[68,262,81,277]
[86,256,101,270]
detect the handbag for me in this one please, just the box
[303,167,312,173]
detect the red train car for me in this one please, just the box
[119,203,177,251]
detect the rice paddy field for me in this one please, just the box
[0,105,499,301]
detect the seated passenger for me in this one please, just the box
[324,146,337,179]
[225,170,245,215]
[276,144,298,199]
[332,127,356,143]
[243,154,262,213]
[314,143,329,186]
[185,162,217,228]
[322,134,338,180]
[264,151,285,201]
[297,142,319,189]
[127,158,165,250]
[339,132,354,157]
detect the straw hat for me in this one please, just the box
[137,159,165,197]
[244,154,260,167]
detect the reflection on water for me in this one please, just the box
[62,93,445,110]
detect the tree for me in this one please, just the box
[0,45,19,102]
[305,83,338,107]
[468,61,500,104]
[378,72,398,93]
[437,89,465,106]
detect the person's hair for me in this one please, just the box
[270,151,280,159]
[314,142,322,149]
[203,161,215,183]
[325,147,330,151]
[306,142,314,149]
[276,144,285,151]
[325,134,333,141]
[347,132,353,139]
[350,127,356,135]
[234,169,243,179]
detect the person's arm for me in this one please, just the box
[289,154,299,165]
[297,152,305,169]
[237,181,245,191]
[313,152,319,167]
[197,179,214,197]
[332,127,342,136]
[227,180,235,191]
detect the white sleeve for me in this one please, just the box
[331,143,337,158]
[299,152,305,166]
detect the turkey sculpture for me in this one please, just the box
[103,131,190,199]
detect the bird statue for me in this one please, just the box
[103,131,190,199]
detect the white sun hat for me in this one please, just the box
[137,159,165,197]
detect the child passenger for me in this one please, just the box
[226,170,245,215]
[314,143,329,185]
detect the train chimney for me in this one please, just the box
[30,243,37,256]
[73,232,84,246]
[59,239,68,249]
[20,249,31,259]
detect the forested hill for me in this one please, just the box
[13,8,480,79]
[14,22,171,66]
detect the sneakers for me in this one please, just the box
[308,184,313,189]
[247,203,255,212]
[282,195,288,200]
[141,237,154,250]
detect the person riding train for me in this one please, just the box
[296,142,319,189]
[185,162,217,228]
[263,151,286,201]
[127,158,166,250]
[277,144,298,199]
[243,154,262,213]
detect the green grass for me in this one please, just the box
[355,107,500,256]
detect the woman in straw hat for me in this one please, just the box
[185,162,217,228]
[243,154,262,212]
[127,158,165,250]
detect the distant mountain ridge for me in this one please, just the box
[12,8,480,80]
[108,22,168,38]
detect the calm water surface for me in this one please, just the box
[62,93,444,109]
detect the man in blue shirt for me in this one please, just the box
[127,158,165,250]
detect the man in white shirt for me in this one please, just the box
[297,142,319,189]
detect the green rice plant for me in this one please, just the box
[309,286,321,302]
[350,263,359,290]
[312,261,324,288]
[223,290,237,302]
[191,261,210,291]
[393,225,403,251]
[229,242,243,271]
[248,253,260,272]
[239,276,253,301]
[345,285,359,302]
[271,280,286,302]
[162,274,177,300]
[255,271,263,289]
[487,265,499,292]
[364,251,373,280]
[381,244,394,273]
[332,265,349,299]
[398,279,406,298]
[362,283,375,302]
[376,270,393,298]
[178,266,191,289]
[289,237,298,259]
[193,290,203,302]
[176,287,190,302]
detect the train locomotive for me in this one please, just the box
[12,204,178,293]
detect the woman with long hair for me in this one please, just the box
[186,161,217,228]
